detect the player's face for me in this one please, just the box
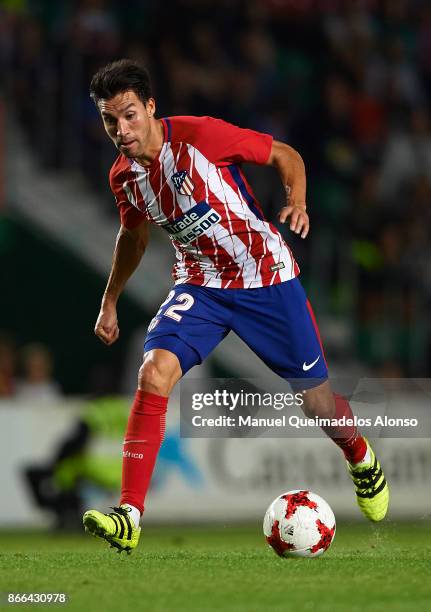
[98,90,156,158]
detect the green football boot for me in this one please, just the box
[348,439,389,522]
[83,505,141,554]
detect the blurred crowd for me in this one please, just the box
[1,0,431,377]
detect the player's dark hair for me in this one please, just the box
[90,59,152,106]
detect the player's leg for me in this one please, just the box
[117,348,180,524]
[300,379,367,463]
[293,296,389,522]
[232,278,389,522]
[84,285,231,552]
[83,348,181,553]
[300,379,388,521]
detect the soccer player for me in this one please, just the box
[83,60,389,553]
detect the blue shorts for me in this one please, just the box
[144,278,328,387]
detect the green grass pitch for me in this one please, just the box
[0,522,430,611]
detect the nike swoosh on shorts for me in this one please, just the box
[302,356,320,371]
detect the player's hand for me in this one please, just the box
[278,203,309,239]
[94,302,120,345]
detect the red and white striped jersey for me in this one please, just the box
[109,116,299,289]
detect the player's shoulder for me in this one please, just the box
[166,115,226,142]
[109,154,131,188]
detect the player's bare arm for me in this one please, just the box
[95,220,150,345]
[266,140,309,239]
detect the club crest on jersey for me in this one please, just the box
[172,170,194,196]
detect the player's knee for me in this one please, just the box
[138,351,180,396]
[302,391,336,419]
[138,359,166,395]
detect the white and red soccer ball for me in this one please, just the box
[263,490,336,558]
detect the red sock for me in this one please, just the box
[320,394,367,463]
[120,390,168,514]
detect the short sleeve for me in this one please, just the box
[109,158,146,230]
[114,194,145,230]
[171,116,273,166]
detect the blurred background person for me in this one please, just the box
[0,333,17,398]
[16,343,62,402]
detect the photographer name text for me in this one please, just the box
[190,415,419,429]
